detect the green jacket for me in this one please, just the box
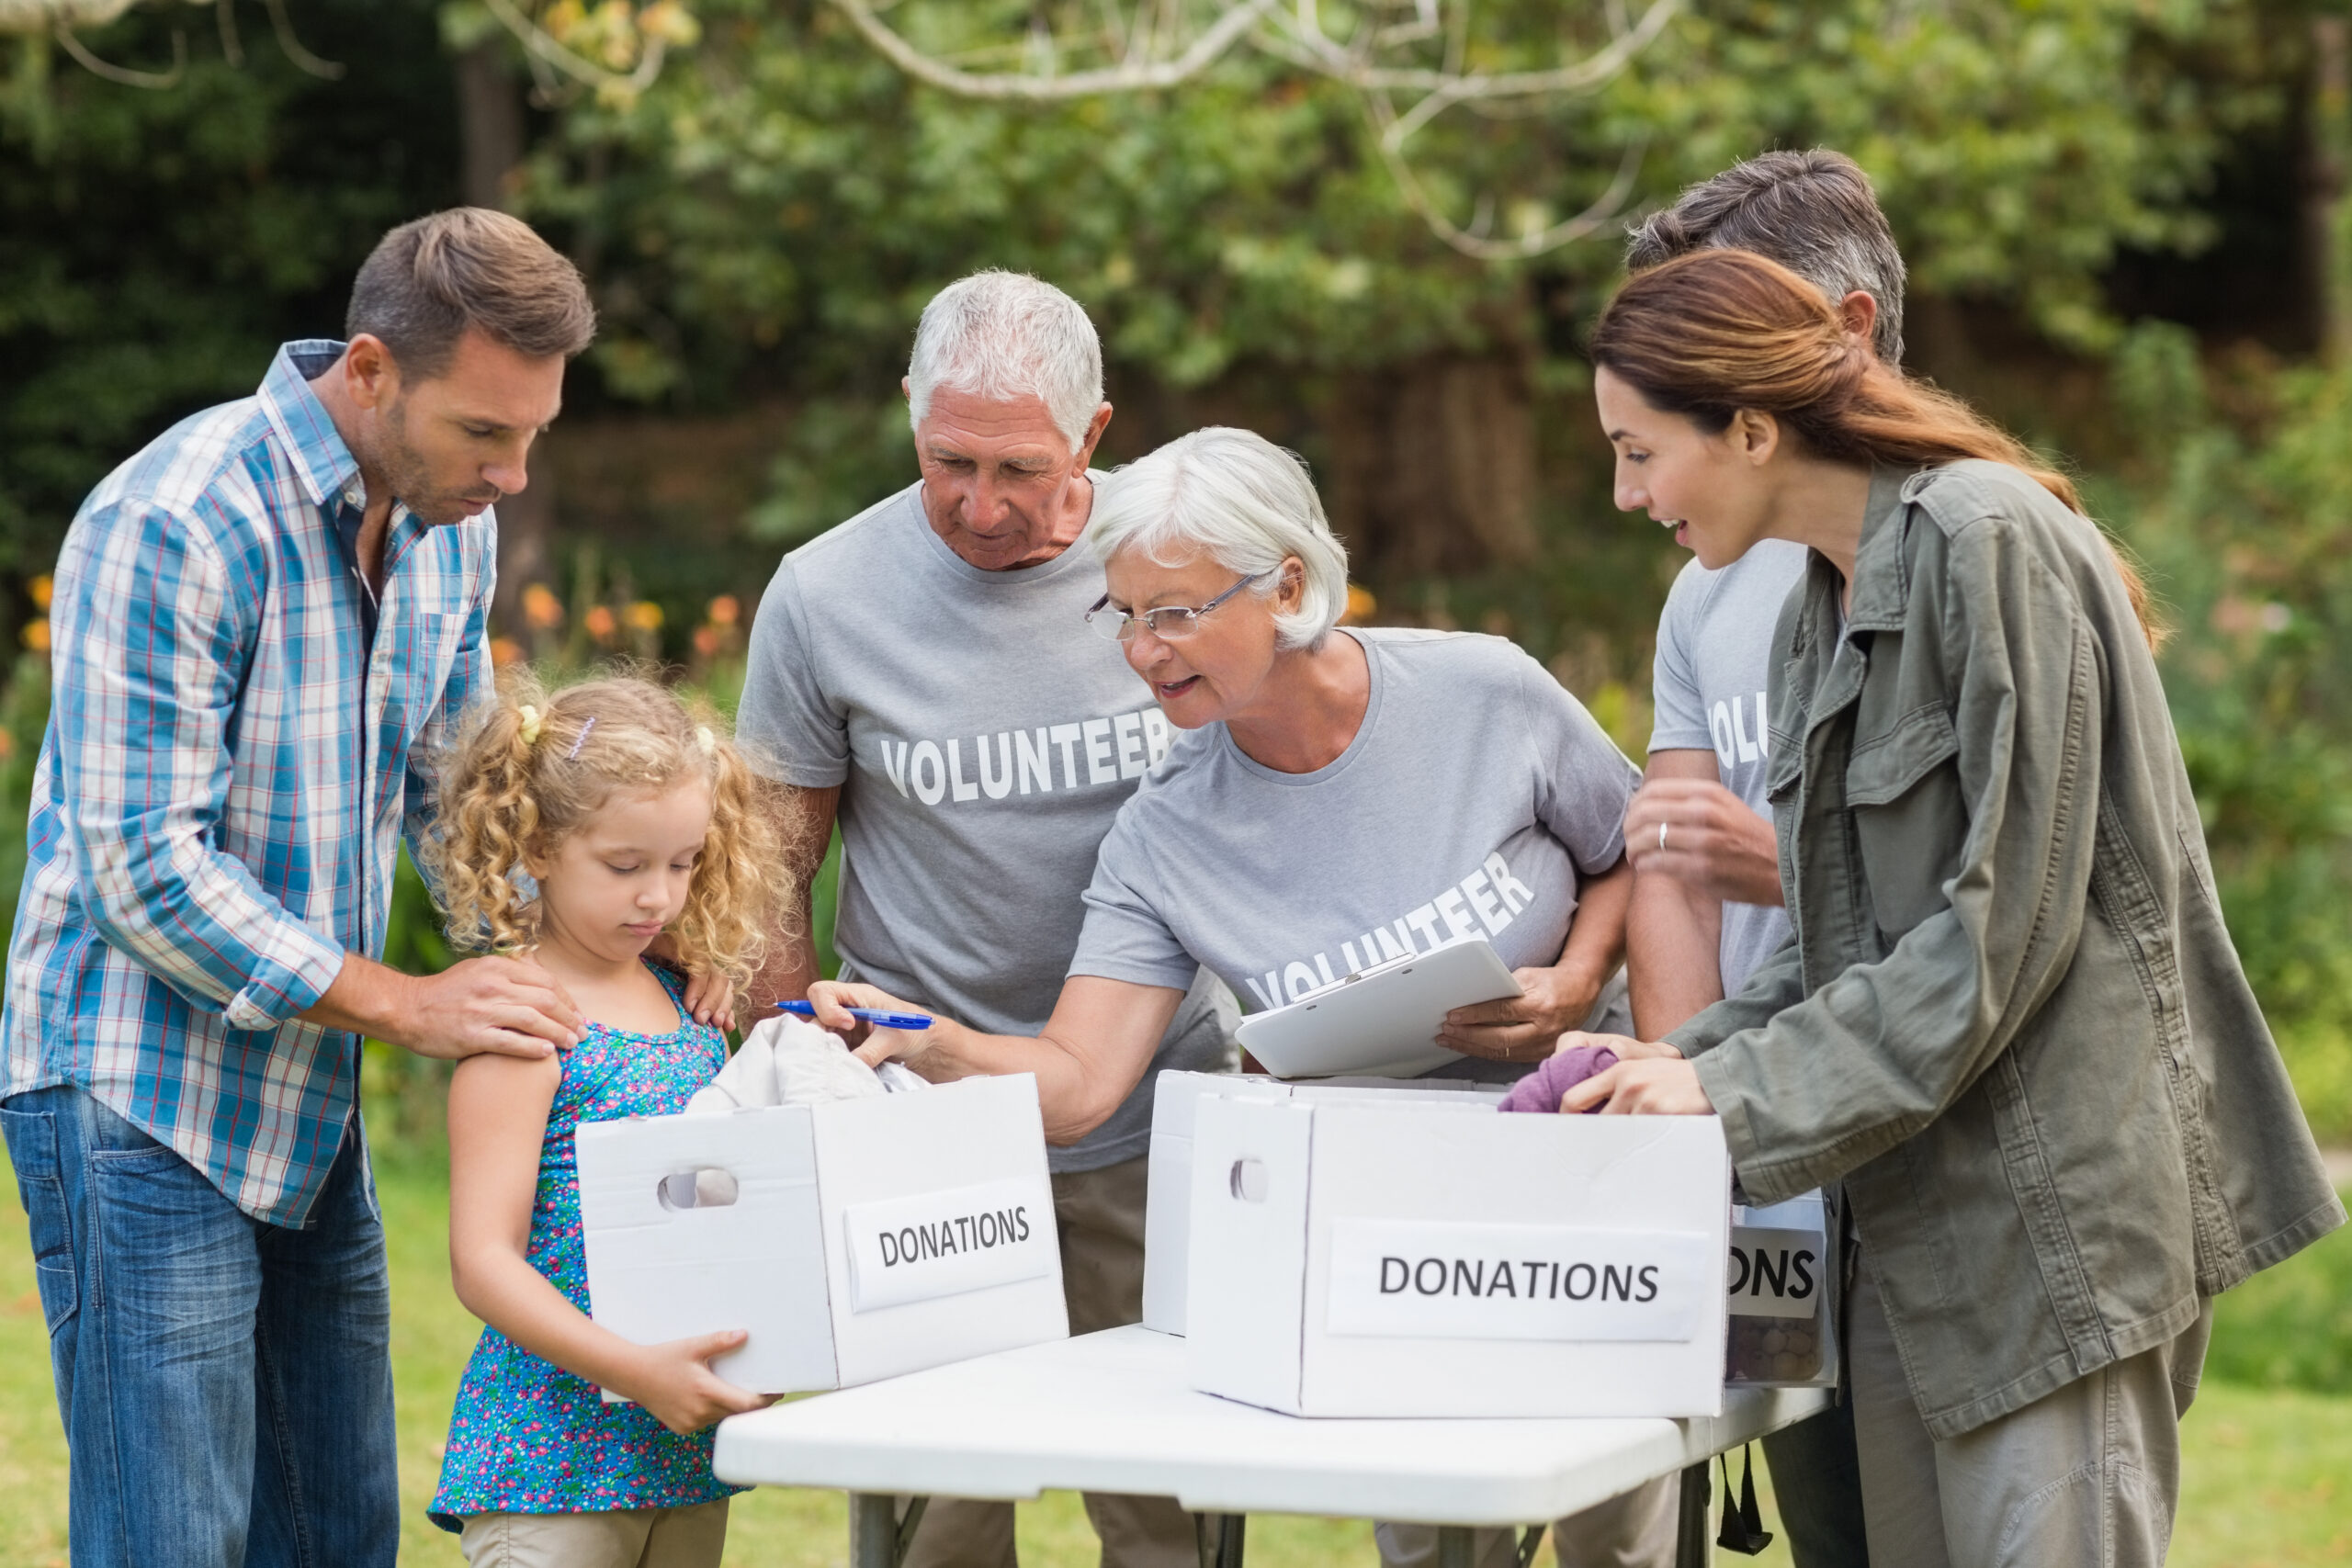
[1671,460,2344,1440]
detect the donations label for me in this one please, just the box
[1323,1219,1713,1342]
[1726,1225,1822,1319]
[843,1175,1057,1312]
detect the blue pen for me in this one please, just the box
[777,1000,934,1031]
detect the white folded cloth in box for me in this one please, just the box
[685,1013,928,1114]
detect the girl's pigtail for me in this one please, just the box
[425,678,552,956]
[671,718,790,996]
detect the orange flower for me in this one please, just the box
[490,637,526,667]
[21,617,49,653]
[522,583,564,629]
[584,604,618,642]
[625,600,664,633]
[0,730,14,762]
[693,626,721,658]
[707,593,741,626]
[29,574,53,612]
[1341,584,1377,625]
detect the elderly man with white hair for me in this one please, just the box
[811,426,1670,1568]
[739,271,1231,1568]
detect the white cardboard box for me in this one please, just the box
[1726,1190,1838,1389]
[1141,1070,1505,1335]
[575,1073,1069,1395]
[1185,1095,1730,1418]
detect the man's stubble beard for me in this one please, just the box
[378,394,493,527]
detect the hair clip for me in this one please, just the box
[695,726,716,756]
[566,716,597,760]
[517,705,544,746]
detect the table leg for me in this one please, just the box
[849,1493,928,1568]
[1675,1461,1711,1568]
[1194,1511,1248,1568]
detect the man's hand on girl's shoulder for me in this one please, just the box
[405,955,587,1059]
[300,951,586,1060]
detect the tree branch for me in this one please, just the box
[481,0,667,95]
[820,0,1281,99]
[51,17,182,87]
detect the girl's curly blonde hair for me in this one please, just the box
[424,668,797,995]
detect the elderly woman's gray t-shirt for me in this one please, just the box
[1070,628,1641,1082]
[736,481,1232,1172]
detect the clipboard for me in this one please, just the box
[1233,938,1522,1080]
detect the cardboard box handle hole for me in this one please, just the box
[1229,1157,1269,1203]
[657,1169,741,1211]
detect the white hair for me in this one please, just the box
[906,271,1104,453]
[1084,427,1351,653]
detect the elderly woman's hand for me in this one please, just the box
[802,979,941,1069]
[1436,965,1608,1062]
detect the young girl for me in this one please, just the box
[425,673,790,1567]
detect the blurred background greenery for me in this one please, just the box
[4,1,2352,1558]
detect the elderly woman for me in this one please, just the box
[812,424,1639,1119]
[812,425,1670,1568]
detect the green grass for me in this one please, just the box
[2,1151,2349,1565]
[2203,1199,2352,1393]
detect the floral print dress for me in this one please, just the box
[431,965,741,1527]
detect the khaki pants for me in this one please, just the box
[1374,1475,1678,1568]
[1849,1255,2211,1568]
[458,1497,729,1567]
[903,1156,1198,1568]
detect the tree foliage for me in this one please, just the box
[0,0,459,644]
[500,0,2282,543]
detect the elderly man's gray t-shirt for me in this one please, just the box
[1647,540,1810,996]
[737,480,1232,1172]
[1069,628,1642,1085]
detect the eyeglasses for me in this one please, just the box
[1085,571,1270,642]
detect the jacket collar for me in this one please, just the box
[256,340,364,512]
[1845,463,1924,633]
[1774,463,1928,763]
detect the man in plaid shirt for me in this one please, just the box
[2,209,594,1567]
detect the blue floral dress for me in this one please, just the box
[431,965,741,1528]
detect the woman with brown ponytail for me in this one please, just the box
[1558,248,2342,1566]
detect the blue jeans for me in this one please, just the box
[2,1085,398,1568]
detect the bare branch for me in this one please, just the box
[819,0,1677,259]
[820,0,1281,100]
[1270,0,1681,99]
[214,0,241,69]
[481,0,668,95]
[51,16,182,87]
[263,0,342,79]
[1368,116,1647,262]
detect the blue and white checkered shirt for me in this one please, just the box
[3,341,494,1225]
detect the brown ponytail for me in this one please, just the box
[1591,249,2162,651]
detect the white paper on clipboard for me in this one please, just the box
[1234,939,1522,1079]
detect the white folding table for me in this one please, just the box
[715,1325,1828,1568]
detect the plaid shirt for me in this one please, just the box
[3,341,494,1225]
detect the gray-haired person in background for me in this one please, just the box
[1617,148,1905,1568]
[736,271,1231,1568]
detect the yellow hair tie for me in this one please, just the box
[695,725,716,756]
[518,705,544,746]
